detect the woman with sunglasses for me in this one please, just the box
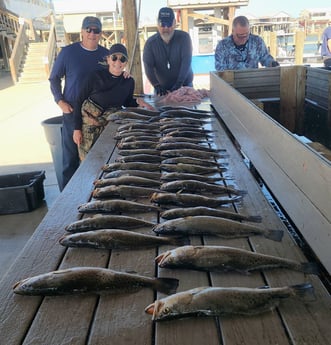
[72,43,154,161]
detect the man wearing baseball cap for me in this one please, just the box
[143,7,193,96]
[49,16,108,190]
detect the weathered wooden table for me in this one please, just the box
[0,101,330,345]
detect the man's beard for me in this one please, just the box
[160,31,174,43]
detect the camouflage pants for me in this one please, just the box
[79,98,120,161]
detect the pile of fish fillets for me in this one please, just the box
[13,106,318,321]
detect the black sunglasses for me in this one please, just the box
[86,27,101,34]
[110,54,127,63]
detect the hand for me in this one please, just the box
[136,98,157,110]
[58,100,73,113]
[73,130,83,145]
[154,84,168,96]
[170,83,182,92]
[123,70,132,79]
[271,61,280,67]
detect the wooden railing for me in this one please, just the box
[44,21,57,77]
[8,22,29,83]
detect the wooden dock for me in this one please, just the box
[0,100,330,344]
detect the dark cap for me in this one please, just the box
[82,16,102,30]
[158,7,175,27]
[109,43,128,59]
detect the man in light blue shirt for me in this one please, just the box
[215,16,279,71]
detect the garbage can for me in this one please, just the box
[41,116,63,191]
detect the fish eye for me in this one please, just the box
[163,307,170,314]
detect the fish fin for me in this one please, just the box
[247,215,263,223]
[144,303,155,315]
[291,283,316,301]
[265,229,284,242]
[154,277,179,295]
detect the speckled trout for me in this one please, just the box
[152,216,283,242]
[156,245,319,274]
[13,267,178,296]
[78,199,160,214]
[60,229,189,250]
[94,175,160,188]
[65,214,155,233]
[160,206,261,223]
[145,284,315,321]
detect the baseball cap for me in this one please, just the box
[158,7,175,27]
[82,16,102,30]
[109,43,128,59]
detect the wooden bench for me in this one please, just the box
[0,101,330,345]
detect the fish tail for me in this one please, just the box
[247,215,263,223]
[169,236,190,246]
[300,262,320,275]
[235,189,248,196]
[291,283,316,301]
[154,277,179,295]
[148,116,160,123]
[265,229,284,242]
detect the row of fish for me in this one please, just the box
[13,106,317,322]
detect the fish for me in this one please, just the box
[114,130,160,140]
[117,148,160,156]
[152,216,284,242]
[103,169,161,180]
[159,106,211,114]
[116,154,162,163]
[160,123,203,132]
[158,136,207,144]
[161,163,226,174]
[120,136,160,143]
[144,284,315,321]
[59,229,189,250]
[159,117,210,125]
[165,130,213,139]
[107,111,154,122]
[123,107,160,116]
[117,141,158,150]
[102,162,160,172]
[156,142,226,153]
[161,157,219,167]
[155,245,319,274]
[160,180,247,196]
[160,172,228,183]
[160,206,262,223]
[160,109,211,119]
[78,199,160,214]
[161,127,214,135]
[151,192,242,207]
[160,150,224,160]
[117,123,160,132]
[65,214,155,233]
[93,185,160,199]
[94,176,160,188]
[13,267,179,296]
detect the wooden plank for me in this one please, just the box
[210,71,331,275]
[210,115,331,344]
[0,122,118,345]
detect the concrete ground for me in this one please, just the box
[0,71,62,277]
[0,70,210,278]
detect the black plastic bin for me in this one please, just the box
[0,171,46,214]
[41,116,63,190]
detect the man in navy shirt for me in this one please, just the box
[49,16,109,190]
[321,22,331,68]
[143,7,193,96]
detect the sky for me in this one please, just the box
[139,0,330,24]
